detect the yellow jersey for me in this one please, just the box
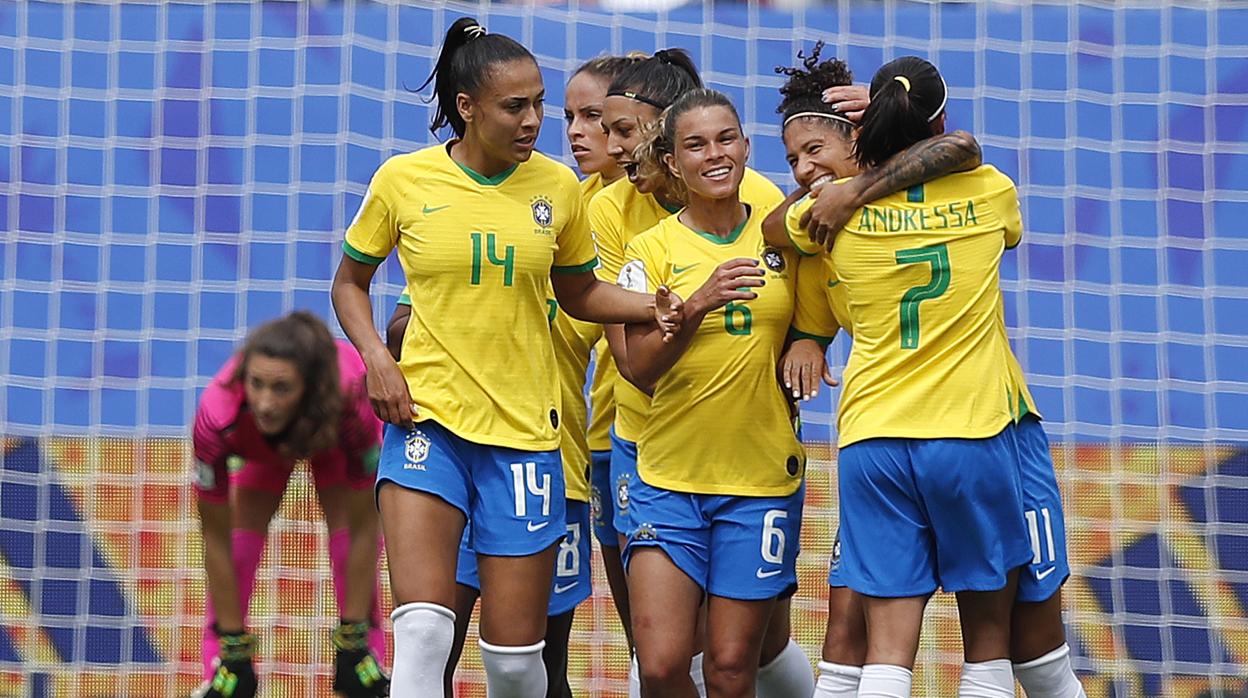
[791,254,851,344]
[345,144,597,451]
[788,165,1024,447]
[590,168,784,442]
[578,172,616,453]
[621,206,805,496]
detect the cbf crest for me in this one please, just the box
[762,246,786,273]
[531,196,554,231]
[405,429,431,470]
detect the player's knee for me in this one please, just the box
[479,639,547,697]
[636,652,694,692]
[392,602,455,654]
[823,614,867,665]
[703,644,758,692]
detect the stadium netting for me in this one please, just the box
[2,1,1247,696]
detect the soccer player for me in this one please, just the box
[382,52,642,698]
[779,49,1084,698]
[787,56,1034,698]
[617,87,811,698]
[331,18,679,698]
[596,51,814,698]
[191,311,388,698]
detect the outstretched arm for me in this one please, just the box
[802,130,982,249]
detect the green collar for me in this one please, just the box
[446,143,518,186]
[688,205,751,245]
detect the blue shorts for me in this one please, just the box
[1014,416,1070,603]
[837,425,1032,598]
[377,421,565,557]
[589,450,618,547]
[624,475,804,601]
[609,428,638,538]
[455,501,593,616]
[827,526,846,588]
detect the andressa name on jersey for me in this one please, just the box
[857,197,979,233]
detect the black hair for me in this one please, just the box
[419,17,536,138]
[572,52,647,83]
[774,41,855,139]
[853,56,948,168]
[606,48,702,112]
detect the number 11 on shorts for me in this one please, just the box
[510,461,552,518]
[1025,507,1056,564]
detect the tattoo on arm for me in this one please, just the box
[856,130,983,204]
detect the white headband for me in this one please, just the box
[464,24,487,39]
[782,110,855,129]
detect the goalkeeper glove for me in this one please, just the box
[332,620,391,697]
[194,628,258,698]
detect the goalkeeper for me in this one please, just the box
[191,311,390,698]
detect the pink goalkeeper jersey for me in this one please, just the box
[192,340,381,503]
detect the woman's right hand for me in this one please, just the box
[688,258,766,317]
[364,351,416,428]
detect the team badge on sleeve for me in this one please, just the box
[404,430,431,470]
[531,196,554,229]
[617,261,647,292]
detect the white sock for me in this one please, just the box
[813,660,861,697]
[479,639,547,697]
[858,664,912,698]
[690,651,708,698]
[389,602,456,698]
[1014,644,1087,697]
[756,639,815,697]
[629,654,642,698]
[959,659,1015,697]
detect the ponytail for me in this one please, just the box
[853,56,948,168]
[419,17,535,137]
[606,47,703,112]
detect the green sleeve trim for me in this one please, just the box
[552,257,599,274]
[789,328,834,349]
[342,241,386,266]
[396,292,411,307]
[786,226,817,257]
[1004,239,1021,250]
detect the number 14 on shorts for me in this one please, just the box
[510,461,552,527]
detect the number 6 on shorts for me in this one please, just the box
[761,509,787,565]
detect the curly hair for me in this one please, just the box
[232,311,342,459]
[633,114,686,203]
[774,41,854,138]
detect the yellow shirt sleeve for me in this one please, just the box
[783,194,823,257]
[620,232,663,295]
[989,179,1023,250]
[552,176,600,273]
[343,159,399,264]
[792,255,840,345]
[590,192,627,283]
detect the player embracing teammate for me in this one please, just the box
[196,16,1085,698]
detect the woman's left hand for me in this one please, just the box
[654,285,685,342]
[780,338,838,401]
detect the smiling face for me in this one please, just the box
[243,354,306,436]
[564,71,617,177]
[664,104,748,201]
[603,94,662,187]
[459,58,545,165]
[782,117,859,190]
